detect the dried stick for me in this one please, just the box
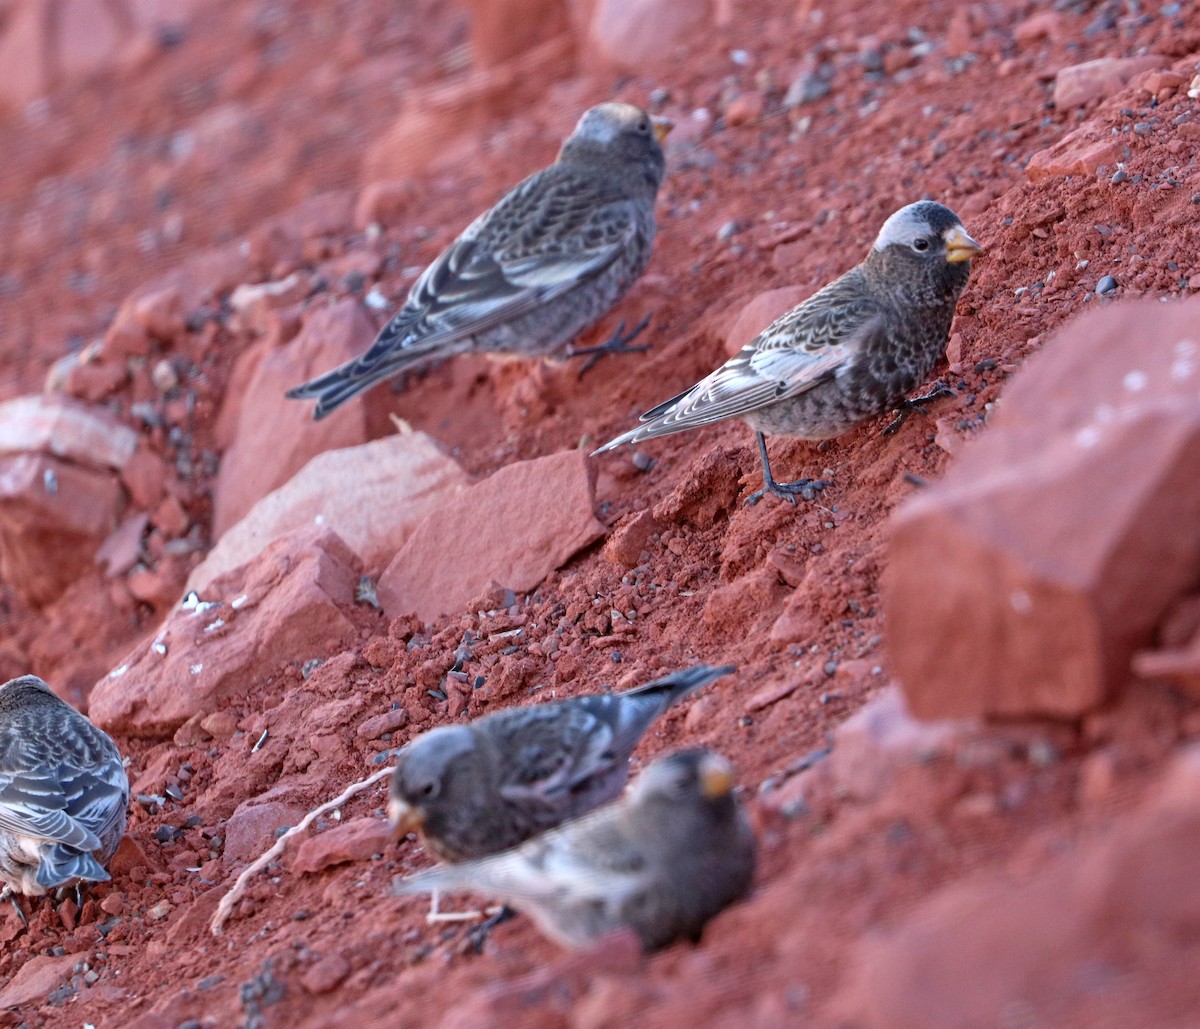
[210,765,393,936]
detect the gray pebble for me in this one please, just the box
[1096,275,1117,295]
[1133,122,1153,136]
[1111,168,1128,184]
[631,451,655,472]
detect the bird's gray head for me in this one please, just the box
[0,674,58,712]
[866,201,983,303]
[559,102,670,194]
[0,675,52,695]
[632,749,737,808]
[388,725,477,835]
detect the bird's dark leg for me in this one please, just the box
[2,889,28,928]
[567,314,653,377]
[745,433,830,506]
[882,381,955,436]
[465,905,515,954]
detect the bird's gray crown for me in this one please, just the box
[395,725,475,785]
[570,102,653,146]
[872,201,962,251]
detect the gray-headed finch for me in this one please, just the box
[388,664,732,862]
[0,675,129,902]
[288,102,671,418]
[394,748,756,951]
[595,201,983,504]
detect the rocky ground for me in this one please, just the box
[0,0,1199,1025]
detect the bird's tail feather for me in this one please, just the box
[592,387,697,453]
[285,311,444,418]
[36,847,111,891]
[622,664,735,707]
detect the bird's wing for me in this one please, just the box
[595,270,883,449]
[335,167,642,373]
[397,807,648,907]
[0,766,103,852]
[0,719,126,852]
[496,704,621,805]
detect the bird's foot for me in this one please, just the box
[465,905,515,955]
[745,477,830,507]
[567,313,652,377]
[882,381,955,435]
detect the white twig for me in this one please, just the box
[209,765,393,936]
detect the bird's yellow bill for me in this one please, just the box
[389,799,425,843]
[944,225,984,263]
[651,116,674,143]
[699,755,736,799]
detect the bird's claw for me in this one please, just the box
[882,382,955,435]
[568,313,653,377]
[745,478,830,507]
[465,905,515,955]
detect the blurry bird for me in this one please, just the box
[595,201,983,504]
[287,102,671,419]
[389,664,733,863]
[394,748,756,951]
[0,675,129,915]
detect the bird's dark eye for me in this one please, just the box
[419,782,437,798]
[912,237,930,252]
[638,120,649,134]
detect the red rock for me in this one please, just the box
[228,272,312,336]
[0,453,122,606]
[583,0,710,75]
[356,706,409,740]
[702,566,789,633]
[886,300,1200,719]
[191,431,466,593]
[103,317,152,359]
[301,953,352,995]
[724,91,764,127]
[224,800,305,864]
[1133,628,1200,698]
[602,509,661,568]
[199,710,239,739]
[1053,55,1168,109]
[121,443,167,509]
[722,286,810,358]
[127,564,184,608]
[379,449,606,622]
[827,687,963,802]
[1025,125,1123,181]
[153,495,188,536]
[89,526,361,736]
[1014,11,1063,43]
[63,353,129,403]
[353,180,415,230]
[213,299,374,538]
[0,395,137,471]
[290,817,392,875]
[0,952,79,1010]
[362,36,572,181]
[132,285,186,342]
[96,512,149,577]
[832,745,1200,1028]
[0,0,53,111]
[460,0,567,68]
[57,0,125,82]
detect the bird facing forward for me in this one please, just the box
[287,102,671,419]
[595,201,983,504]
[0,676,129,902]
[388,664,732,862]
[394,748,756,951]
